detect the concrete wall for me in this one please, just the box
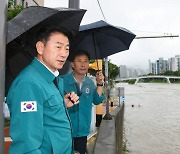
[93,103,124,154]
[0,0,7,153]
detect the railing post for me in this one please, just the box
[116,87,125,106]
[103,85,112,120]
[116,103,124,154]
[103,57,112,120]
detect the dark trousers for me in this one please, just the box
[74,136,87,154]
[96,114,102,127]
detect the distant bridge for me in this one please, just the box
[115,75,180,84]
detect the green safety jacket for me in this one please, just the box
[60,72,105,137]
[6,58,72,154]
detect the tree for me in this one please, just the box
[161,70,180,76]
[107,60,119,80]
[8,0,24,21]
[102,59,119,79]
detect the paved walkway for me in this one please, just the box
[87,104,117,153]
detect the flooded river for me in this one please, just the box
[115,83,180,154]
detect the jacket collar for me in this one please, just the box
[68,72,87,85]
[31,58,56,83]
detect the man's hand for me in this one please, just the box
[96,71,104,84]
[64,92,79,108]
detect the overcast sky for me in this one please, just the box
[45,0,180,70]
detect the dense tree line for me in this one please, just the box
[148,71,180,76]
[161,71,180,76]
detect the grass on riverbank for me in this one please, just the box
[116,78,180,84]
[138,78,167,83]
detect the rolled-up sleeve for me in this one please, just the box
[92,86,105,105]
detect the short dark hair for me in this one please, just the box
[70,50,90,62]
[36,25,73,45]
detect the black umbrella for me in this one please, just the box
[69,20,136,61]
[7,6,86,44]
[69,20,136,119]
[5,6,86,95]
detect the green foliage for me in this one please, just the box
[8,5,24,21]
[108,61,119,80]
[8,0,14,8]
[8,0,24,21]
[160,70,173,76]
[128,79,136,84]
[139,78,167,83]
[101,59,119,88]
[102,59,119,80]
[169,78,180,83]
[119,79,136,84]
[173,71,180,76]
[148,71,180,76]
[109,79,114,88]
[147,73,154,75]
[160,71,180,76]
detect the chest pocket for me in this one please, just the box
[44,94,64,109]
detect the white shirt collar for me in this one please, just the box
[73,73,85,89]
[36,58,59,77]
[73,73,85,83]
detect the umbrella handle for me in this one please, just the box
[92,33,99,70]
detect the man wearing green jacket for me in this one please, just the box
[6,26,79,154]
[60,50,105,154]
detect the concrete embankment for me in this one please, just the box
[87,103,124,154]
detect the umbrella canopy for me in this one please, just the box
[5,6,86,95]
[69,20,136,120]
[69,20,136,60]
[69,20,135,119]
[7,6,86,44]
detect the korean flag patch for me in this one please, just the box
[21,101,37,112]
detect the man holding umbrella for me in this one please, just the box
[6,26,79,154]
[60,50,105,154]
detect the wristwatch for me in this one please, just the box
[97,83,104,86]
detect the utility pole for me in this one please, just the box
[59,0,80,75]
[103,57,112,120]
[0,0,7,153]
[69,0,80,9]
[135,34,179,39]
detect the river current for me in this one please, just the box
[115,83,180,154]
